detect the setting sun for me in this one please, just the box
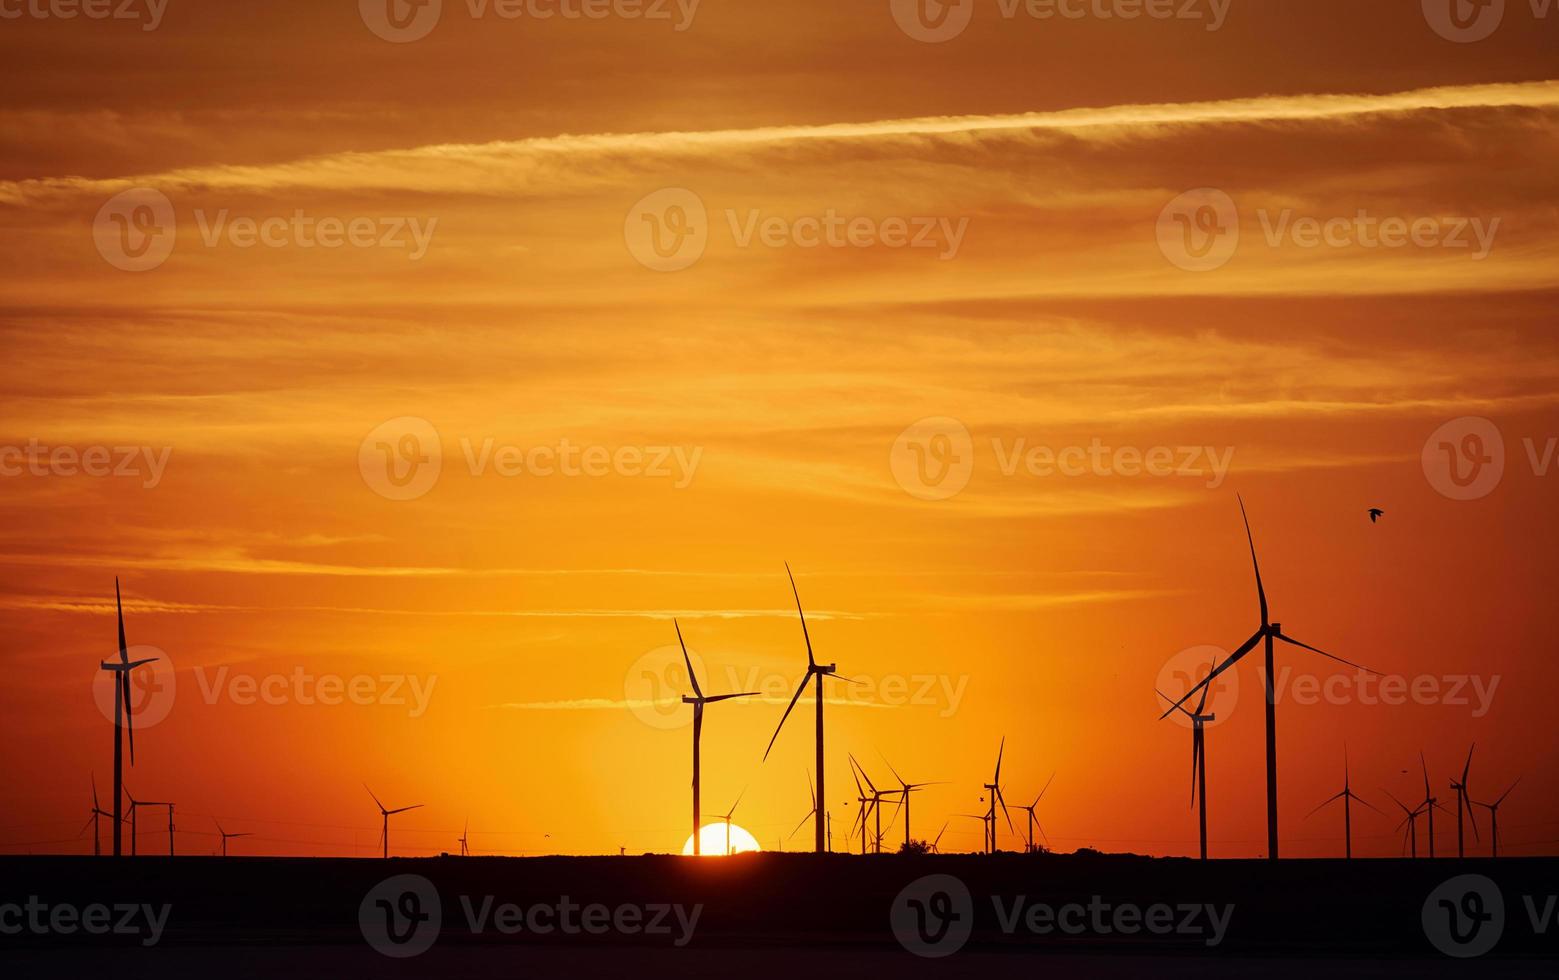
[682,823,762,857]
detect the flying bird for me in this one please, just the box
[1368,508,1384,523]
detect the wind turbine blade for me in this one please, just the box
[364,784,386,813]
[1194,651,1217,715]
[1191,736,1201,809]
[762,674,812,761]
[784,563,815,668]
[388,804,424,815]
[122,669,136,766]
[880,752,906,788]
[994,737,1005,784]
[92,773,99,810]
[674,619,702,700]
[851,754,879,795]
[1351,793,1386,816]
[1420,753,1431,800]
[704,692,761,704]
[1496,777,1521,805]
[1155,688,1194,720]
[1161,628,1262,719]
[1383,789,1412,815]
[116,577,128,664]
[807,770,816,809]
[1274,634,1378,676]
[1467,797,1480,842]
[1304,791,1346,819]
[934,821,948,846]
[728,785,747,818]
[790,809,814,839]
[1237,495,1268,623]
[1462,743,1475,785]
[996,787,1014,832]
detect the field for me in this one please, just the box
[3,852,1555,977]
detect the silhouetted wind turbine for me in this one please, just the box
[981,738,1014,853]
[881,755,945,850]
[1472,778,1519,858]
[1385,790,1424,858]
[851,755,895,854]
[713,788,745,856]
[764,564,854,854]
[847,764,876,855]
[459,818,470,857]
[675,619,758,856]
[788,771,819,847]
[82,775,114,857]
[1305,749,1381,859]
[216,821,251,857]
[1013,773,1056,854]
[928,821,950,854]
[101,579,158,857]
[1449,744,1479,859]
[1162,497,1378,860]
[366,785,422,859]
[1417,753,1451,859]
[1158,669,1216,861]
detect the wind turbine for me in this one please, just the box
[1449,744,1480,859]
[459,818,470,857]
[216,821,251,857]
[764,564,855,854]
[1158,668,1217,861]
[928,821,950,854]
[1161,497,1378,860]
[881,755,945,851]
[1417,753,1450,859]
[787,771,819,848]
[81,775,114,857]
[850,755,895,854]
[101,579,158,857]
[675,619,759,855]
[1471,778,1519,858]
[1304,749,1381,859]
[847,765,875,855]
[1385,790,1425,858]
[1012,773,1056,854]
[981,738,1014,853]
[365,785,422,859]
[712,788,745,856]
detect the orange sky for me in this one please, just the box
[1,1,1557,860]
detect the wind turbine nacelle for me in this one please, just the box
[681,695,700,705]
[1270,623,1283,636]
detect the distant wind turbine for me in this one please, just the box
[1013,773,1056,854]
[459,818,470,857]
[787,771,818,847]
[80,775,114,857]
[1162,497,1378,860]
[928,821,950,854]
[1418,753,1450,859]
[881,755,945,851]
[216,821,251,857]
[675,619,758,855]
[1158,667,1217,861]
[1384,790,1425,858]
[847,764,876,855]
[365,785,423,859]
[1449,744,1479,859]
[763,564,854,854]
[712,788,745,856]
[981,738,1014,853]
[1304,749,1381,859]
[1471,778,1519,858]
[850,755,894,854]
[101,579,158,858]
